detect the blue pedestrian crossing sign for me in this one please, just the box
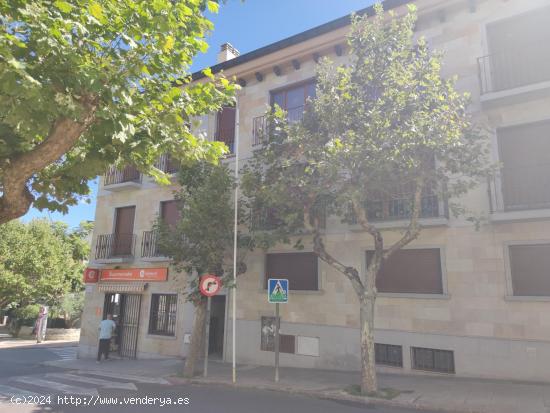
[268,279,289,304]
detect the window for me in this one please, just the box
[412,347,455,374]
[160,200,180,228]
[148,294,178,336]
[215,106,236,153]
[367,248,443,295]
[508,243,550,296]
[375,343,403,367]
[271,80,316,123]
[265,252,318,291]
[497,120,550,211]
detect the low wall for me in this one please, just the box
[18,327,80,341]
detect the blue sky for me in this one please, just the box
[22,0,376,229]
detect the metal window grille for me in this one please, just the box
[412,347,455,374]
[375,343,403,367]
[148,294,177,336]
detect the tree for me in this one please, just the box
[0,0,235,224]
[241,5,490,395]
[0,219,89,333]
[155,161,250,378]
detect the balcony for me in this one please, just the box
[103,165,141,191]
[478,46,550,103]
[488,165,550,222]
[141,230,169,261]
[348,193,448,229]
[252,107,307,148]
[94,233,136,263]
[155,154,179,175]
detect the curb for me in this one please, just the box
[166,376,485,413]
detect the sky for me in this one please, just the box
[21,0,376,229]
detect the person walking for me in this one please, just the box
[97,314,116,363]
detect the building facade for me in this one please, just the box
[79,0,550,381]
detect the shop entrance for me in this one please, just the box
[103,293,142,359]
[208,295,226,357]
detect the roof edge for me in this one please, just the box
[191,0,414,81]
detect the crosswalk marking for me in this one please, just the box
[78,370,170,385]
[48,347,77,360]
[13,377,98,396]
[0,384,42,399]
[45,373,137,391]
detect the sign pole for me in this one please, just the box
[275,302,280,383]
[203,296,212,378]
[232,94,240,384]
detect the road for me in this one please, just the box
[0,345,438,413]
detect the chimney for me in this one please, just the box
[217,43,240,64]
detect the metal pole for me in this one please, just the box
[203,296,211,378]
[275,303,280,382]
[232,94,240,384]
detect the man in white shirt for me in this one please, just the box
[97,314,116,362]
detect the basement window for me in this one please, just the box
[412,347,455,374]
[375,343,403,367]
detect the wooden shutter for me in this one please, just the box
[114,206,135,256]
[369,248,443,294]
[215,107,236,145]
[509,244,550,296]
[265,252,318,291]
[498,120,550,210]
[161,200,179,228]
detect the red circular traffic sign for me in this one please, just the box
[199,275,222,297]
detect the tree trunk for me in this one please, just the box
[360,296,378,395]
[183,298,207,378]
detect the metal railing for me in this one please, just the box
[104,165,141,186]
[478,46,550,94]
[488,165,550,213]
[155,154,179,174]
[252,106,306,147]
[252,115,268,146]
[215,126,236,154]
[95,233,136,259]
[349,193,446,224]
[141,230,164,258]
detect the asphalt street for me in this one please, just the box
[0,345,438,413]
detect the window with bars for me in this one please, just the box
[148,294,178,336]
[411,347,455,374]
[375,343,403,367]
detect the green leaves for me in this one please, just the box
[54,1,73,13]
[0,0,235,221]
[0,219,88,310]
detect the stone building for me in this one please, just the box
[79,0,550,381]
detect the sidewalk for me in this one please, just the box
[41,355,550,413]
[179,361,550,413]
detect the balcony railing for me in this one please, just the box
[252,115,268,146]
[478,46,550,94]
[95,233,136,259]
[141,230,164,258]
[104,165,141,186]
[215,126,235,154]
[348,192,447,224]
[488,165,550,213]
[155,154,179,174]
[252,107,307,147]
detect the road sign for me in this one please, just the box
[200,274,222,297]
[268,279,288,304]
